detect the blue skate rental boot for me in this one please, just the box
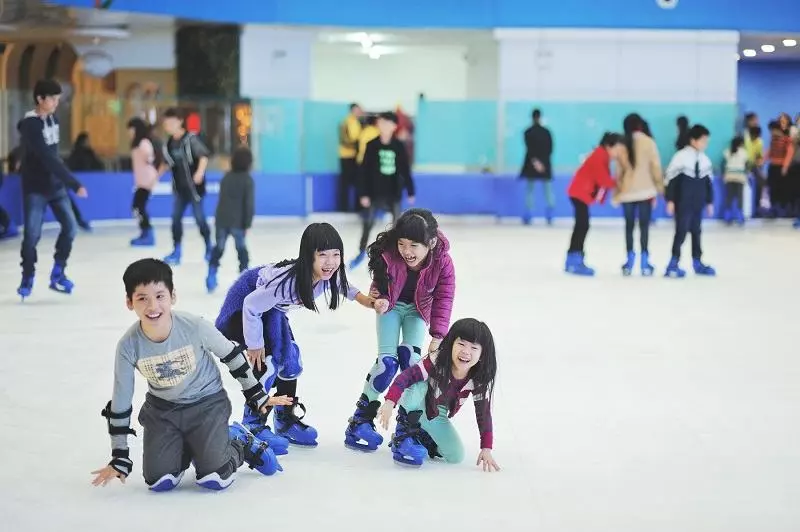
[664,257,686,278]
[621,251,635,276]
[17,274,33,300]
[150,451,192,492]
[640,251,655,276]
[242,405,289,456]
[163,244,181,265]
[130,228,155,247]
[274,398,318,447]
[390,407,434,467]
[344,394,384,452]
[49,263,74,294]
[565,251,595,276]
[206,266,218,293]
[349,250,366,270]
[545,206,554,226]
[521,210,533,225]
[692,258,716,276]
[229,422,282,476]
[204,238,212,262]
[793,218,800,229]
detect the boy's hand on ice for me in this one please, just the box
[706,204,714,217]
[247,347,266,372]
[90,465,126,487]
[265,395,293,408]
[374,299,390,314]
[378,400,396,431]
[666,201,675,215]
[476,449,500,472]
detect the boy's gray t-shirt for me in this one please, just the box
[109,311,255,450]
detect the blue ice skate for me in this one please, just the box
[390,408,432,467]
[130,228,155,247]
[545,206,554,226]
[621,251,635,276]
[664,257,686,278]
[521,210,533,225]
[204,238,212,262]
[274,399,318,447]
[228,421,283,476]
[344,393,384,452]
[206,266,218,293]
[349,250,366,270]
[17,274,33,300]
[163,245,181,265]
[149,471,185,492]
[793,218,800,229]
[564,251,595,276]
[640,251,655,276]
[692,259,716,276]
[242,405,289,456]
[49,264,74,294]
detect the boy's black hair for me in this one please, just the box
[349,102,360,111]
[599,132,622,147]
[749,125,762,139]
[123,258,174,300]
[163,107,184,121]
[33,79,62,104]
[379,111,398,124]
[231,146,253,172]
[744,112,757,122]
[532,108,542,120]
[365,115,378,126]
[767,120,781,132]
[688,124,710,140]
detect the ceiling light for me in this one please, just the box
[742,49,757,57]
[761,44,775,53]
[368,48,381,59]
[783,39,797,47]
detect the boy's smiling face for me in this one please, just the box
[126,282,175,329]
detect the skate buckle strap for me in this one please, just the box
[242,383,268,411]
[242,432,269,470]
[280,397,310,429]
[101,401,137,437]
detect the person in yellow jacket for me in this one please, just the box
[357,115,379,164]
[338,103,363,211]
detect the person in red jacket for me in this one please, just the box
[565,133,623,276]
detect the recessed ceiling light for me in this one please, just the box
[368,48,381,60]
[742,49,757,57]
[761,44,775,53]
[783,39,797,47]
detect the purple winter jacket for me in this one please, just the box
[371,231,456,338]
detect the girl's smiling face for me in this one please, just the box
[451,336,483,374]
[397,238,432,270]
[313,248,341,281]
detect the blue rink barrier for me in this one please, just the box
[0,171,737,227]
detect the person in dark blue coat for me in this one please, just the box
[663,124,716,278]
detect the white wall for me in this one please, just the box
[465,41,499,100]
[495,29,739,103]
[240,26,315,99]
[310,44,472,114]
[74,26,176,70]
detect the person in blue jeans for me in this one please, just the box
[159,108,211,266]
[206,146,255,292]
[17,79,88,300]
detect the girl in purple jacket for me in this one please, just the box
[344,208,456,453]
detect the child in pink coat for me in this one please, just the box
[128,117,159,246]
[344,208,456,453]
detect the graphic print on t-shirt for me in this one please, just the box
[379,148,396,176]
[137,345,197,387]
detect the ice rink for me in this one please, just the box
[0,216,798,532]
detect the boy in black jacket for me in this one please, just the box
[17,79,88,300]
[206,147,255,293]
[160,108,212,266]
[349,112,415,269]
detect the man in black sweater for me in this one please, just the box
[349,112,415,269]
[519,108,554,224]
[17,79,88,300]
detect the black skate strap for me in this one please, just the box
[101,401,137,437]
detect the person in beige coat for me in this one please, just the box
[613,113,664,276]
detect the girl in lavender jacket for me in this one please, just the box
[344,208,456,453]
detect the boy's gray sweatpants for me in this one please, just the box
[138,389,245,485]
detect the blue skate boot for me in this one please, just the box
[344,393,384,452]
[206,266,218,293]
[521,210,533,226]
[49,263,74,294]
[621,251,635,276]
[390,407,432,467]
[242,405,289,456]
[565,251,595,276]
[349,250,366,270]
[793,218,800,229]
[545,206,554,226]
[692,258,716,276]
[163,244,181,265]
[735,208,745,226]
[664,257,686,278]
[274,398,318,447]
[130,228,155,247]
[640,251,655,276]
[228,422,283,476]
[204,238,212,262]
[17,274,33,300]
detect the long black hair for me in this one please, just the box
[267,223,349,312]
[367,208,439,293]
[127,117,151,150]
[676,115,690,150]
[428,318,497,402]
[730,135,744,154]
[622,113,644,168]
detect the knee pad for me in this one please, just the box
[368,355,399,393]
[278,341,303,380]
[148,471,186,492]
[256,355,278,391]
[397,344,422,371]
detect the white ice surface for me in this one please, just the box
[0,217,798,532]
